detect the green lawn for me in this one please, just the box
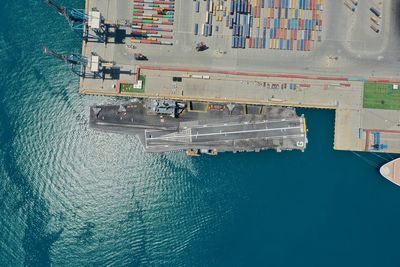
[363,82,400,110]
[120,75,146,93]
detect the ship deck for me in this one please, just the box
[380,159,400,186]
[89,101,307,153]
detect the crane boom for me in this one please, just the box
[45,0,64,16]
[44,0,86,28]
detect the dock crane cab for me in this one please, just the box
[43,47,115,79]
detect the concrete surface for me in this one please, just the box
[77,0,400,154]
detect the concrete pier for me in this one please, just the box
[79,0,400,153]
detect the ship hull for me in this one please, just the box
[89,99,308,154]
[380,158,400,186]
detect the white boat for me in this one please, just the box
[380,158,400,186]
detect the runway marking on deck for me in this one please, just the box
[145,134,307,149]
[146,126,302,141]
[186,118,301,129]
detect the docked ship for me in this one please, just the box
[89,99,308,155]
[380,158,400,186]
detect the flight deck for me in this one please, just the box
[89,100,307,154]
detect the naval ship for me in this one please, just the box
[380,158,400,186]
[89,99,308,155]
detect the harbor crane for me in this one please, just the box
[43,47,115,79]
[44,0,107,43]
[45,0,86,30]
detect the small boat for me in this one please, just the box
[380,158,400,186]
[186,149,200,157]
[186,148,218,157]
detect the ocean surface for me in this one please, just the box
[1,1,400,266]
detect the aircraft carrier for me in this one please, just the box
[89,99,307,155]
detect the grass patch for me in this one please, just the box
[363,82,400,110]
[120,75,146,93]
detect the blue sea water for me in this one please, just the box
[1,1,400,266]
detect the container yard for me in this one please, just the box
[86,0,395,82]
[131,0,174,46]
[75,0,396,83]
[193,0,324,51]
[43,0,400,154]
